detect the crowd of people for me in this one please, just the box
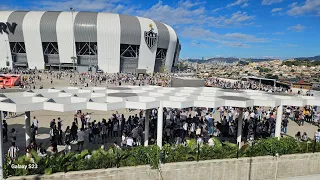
[13,69,174,89]
[0,68,316,97]
[6,103,320,162]
[205,77,289,92]
[2,68,320,162]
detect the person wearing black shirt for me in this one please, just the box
[3,120,8,142]
[50,119,56,129]
[186,114,192,124]
[282,118,289,134]
[71,122,78,141]
[57,127,63,145]
[107,119,113,137]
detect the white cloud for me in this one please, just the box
[287,0,320,16]
[33,0,121,11]
[138,2,254,28]
[224,33,267,42]
[223,11,254,25]
[137,1,205,26]
[180,26,267,48]
[284,44,298,47]
[262,0,283,5]
[180,27,217,38]
[177,0,205,8]
[190,40,208,48]
[273,32,285,35]
[227,0,249,8]
[206,38,251,48]
[241,3,249,8]
[271,8,283,12]
[288,24,306,32]
[288,2,298,8]
[212,7,223,13]
[1,0,255,29]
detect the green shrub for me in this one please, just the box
[4,138,320,178]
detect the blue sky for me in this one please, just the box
[1,0,320,59]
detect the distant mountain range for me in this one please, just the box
[182,55,320,64]
[183,57,275,64]
[292,55,320,61]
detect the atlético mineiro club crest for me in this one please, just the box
[144,24,158,49]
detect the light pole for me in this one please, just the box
[88,35,91,73]
[70,7,76,73]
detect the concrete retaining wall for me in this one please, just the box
[8,153,320,180]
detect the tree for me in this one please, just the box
[265,74,279,80]
[159,65,167,73]
[259,68,271,73]
[176,62,187,71]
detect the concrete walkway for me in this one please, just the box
[280,174,320,180]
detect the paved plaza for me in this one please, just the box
[1,73,319,155]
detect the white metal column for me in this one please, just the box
[237,108,244,149]
[25,111,31,147]
[144,109,151,146]
[275,103,283,140]
[0,111,4,180]
[157,101,163,149]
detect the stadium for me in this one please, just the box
[0,11,181,73]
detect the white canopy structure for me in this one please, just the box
[1,86,319,112]
[0,86,319,179]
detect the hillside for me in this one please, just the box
[293,55,320,61]
[184,57,275,64]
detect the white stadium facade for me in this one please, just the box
[0,11,181,73]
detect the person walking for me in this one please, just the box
[3,120,8,143]
[71,122,78,142]
[10,128,17,143]
[57,127,63,145]
[33,116,39,135]
[77,128,85,152]
[65,126,71,143]
[8,142,19,162]
[282,118,289,135]
[57,117,62,130]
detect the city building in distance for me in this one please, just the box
[0,11,181,73]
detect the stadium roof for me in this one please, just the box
[0,86,319,112]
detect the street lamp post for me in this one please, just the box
[70,7,76,73]
[88,35,91,73]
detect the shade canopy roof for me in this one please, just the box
[0,86,319,112]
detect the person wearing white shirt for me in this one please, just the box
[197,136,203,146]
[126,136,133,147]
[234,109,239,120]
[85,113,91,123]
[208,135,215,146]
[205,114,210,121]
[250,112,255,119]
[64,141,71,154]
[244,111,249,120]
[219,107,224,120]
[121,133,126,147]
